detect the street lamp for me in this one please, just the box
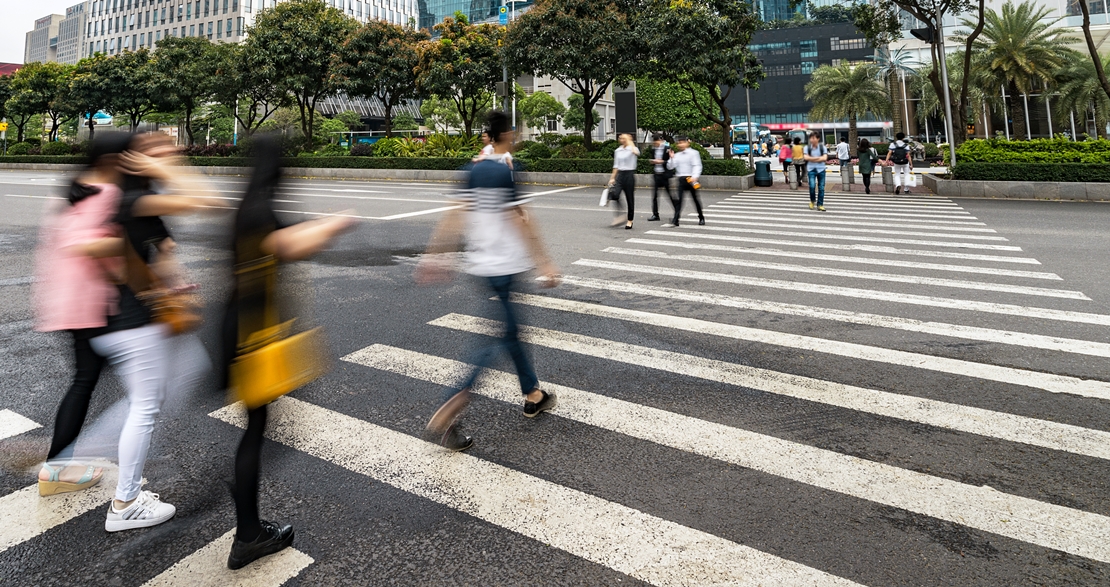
[501,0,527,125]
[910,12,958,168]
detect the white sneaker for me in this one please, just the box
[105,490,176,532]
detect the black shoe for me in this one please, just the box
[437,424,473,451]
[698,218,705,225]
[895,186,902,194]
[625,222,633,230]
[646,215,660,221]
[523,390,557,418]
[228,520,294,570]
[865,188,870,194]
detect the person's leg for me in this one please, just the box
[690,185,704,222]
[47,330,106,461]
[808,169,817,202]
[651,175,662,218]
[90,324,168,504]
[817,171,826,207]
[671,179,686,225]
[624,175,635,222]
[862,171,871,193]
[233,404,267,542]
[489,275,539,394]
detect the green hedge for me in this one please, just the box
[952,162,1110,182]
[188,156,475,169]
[0,155,88,164]
[957,137,1110,164]
[525,158,751,176]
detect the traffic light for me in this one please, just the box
[910,26,936,44]
[966,123,975,135]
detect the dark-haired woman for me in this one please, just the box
[857,138,879,195]
[223,136,354,569]
[607,133,639,229]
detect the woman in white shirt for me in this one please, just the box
[607,133,640,229]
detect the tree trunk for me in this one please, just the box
[383,100,394,138]
[16,122,25,143]
[87,115,96,140]
[581,90,594,150]
[184,107,195,146]
[955,0,985,148]
[1079,0,1110,105]
[848,112,858,160]
[1097,111,1107,140]
[888,73,903,136]
[1009,84,1027,140]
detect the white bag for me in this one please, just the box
[599,188,609,206]
[907,171,917,188]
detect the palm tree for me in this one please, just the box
[913,52,992,139]
[1054,57,1110,138]
[872,47,921,137]
[805,61,890,152]
[965,0,1071,140]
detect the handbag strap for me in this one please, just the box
[123,238,163,294]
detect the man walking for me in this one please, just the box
[836,135,851,190]
[647,134,673,222]
[884,132,912,194]
[664,137,704,227]
[416,111,561,452]
[804,132,829,211]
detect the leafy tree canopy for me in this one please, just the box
[154,36,219,145]
[338,20,428,137]
[518,91,566,132]
[562,93,599,134]
[414,13,502,137]
[635,78,710,137]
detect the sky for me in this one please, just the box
[2,1,77,64]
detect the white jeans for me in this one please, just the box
[892,164,911,187]
[90,324,168,502]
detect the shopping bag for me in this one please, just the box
[599,188,609,206]
[229,320,328,409]
[908,172,917,188]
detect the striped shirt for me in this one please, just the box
[449,154,534,277]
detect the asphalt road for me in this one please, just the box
[1,169,1109,586]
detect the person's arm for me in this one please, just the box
[692,152,703,181]
[629,146,640,157]
[63,237,125,259]
[119,151,229,215]
[414,206,467,284]
[609,150,620,185]
[508,205,559,288]
[883,144,892,163]
[260,214,356,262]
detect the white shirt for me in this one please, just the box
[670,148,702,180]
[653,145,667,173]
[480,144,495,156]
[450,154,533,277]
[836,142,850,161]
[613,145,639,171]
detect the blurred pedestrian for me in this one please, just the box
[417,110,561,452]
[647,134,674,222]
[473,131,494,162]
[607,133,639,229]
[857,138,879,195]
[777,137,792,184]
[804,132,829,211]
[664,136,704,227]
[884,132,912,194]
[222,136,355,570]
[791,137,806,188]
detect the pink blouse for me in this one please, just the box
[33,183,123,332]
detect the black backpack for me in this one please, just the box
[891,143,909,165]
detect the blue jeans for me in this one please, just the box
[808,169,826,206]
[450,274,538,400]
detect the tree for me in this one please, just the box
[518,91,566,134]
[105,49,163,132]
[338,20,427,137]
[912,52,989,138]
[873,47,920,136]
[335,110,363,130]
[966,1,1071,140]
[1054,58,1110,139]
[647,0,763,158]
[65,54,113,140]
[1077,0,1110,107]
[391,113,418,131]
[415,13,502,137]
[806,62,890,151]
[248,0,357,147]
[419,94,462,133]
[562,93,599,135]
[0,75,11,122]
[4,92,37,143]
[9,61,73,141]
[154,36,219,145]
[635,78,710,139]
[211,42,290,138]
[505,0,645,149]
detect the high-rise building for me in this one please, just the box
[57,3,90,64]
[25,14,65,64]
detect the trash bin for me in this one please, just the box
[882,165,894,193]
[754,160,773,187]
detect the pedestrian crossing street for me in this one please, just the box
[3,189,1110,585]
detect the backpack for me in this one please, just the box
[891,142,909,165]
[778,145,791,162]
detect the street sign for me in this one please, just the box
[0,123,7,132]
[499,5,508,24]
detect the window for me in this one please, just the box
[244,0,250,13]
[133,34,137,47]
[800,61,815,74]
[236,16,244,34]
[124,35,130,48]
[830,37,867,51]
[156,30,161,40]
[233,0,238,10]
[146,10,151,26]
[140,32,145,45]
[750,41,797,56]
[186,3,191,18]
[764,64,801,77]
[226,18,232,34]
[204,0,209,16]
[546,117,558,132]
[799,39,817,58]
[190,24,195,35]
[1067,0,1108,16]
[207,21,213,38]
[223,0,228,12]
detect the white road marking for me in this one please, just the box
[624,239,1060,280]
[731,192,953,203]
[209,398,861,587]
[602,247,1089,300]
[684,225,1020,250]
[0,410,40,441]
[141,529,314,587]
[347,345,1110,564]
[279,186,388,194]
[712,203,975,220]
[559,275,1110,358]
[645,230,1039,264]
[574,259,1110,325]
[701,209,987,226]
[523,186,587,196]
[725,196,963,210]
[275,192,449,204]
[696,216,1009,240]
[431,314,1110,460]
[0,469,116,554]
[697,212,995,231]
[3,194,59,200]
[377,205,463,220]
[510,293,1110,399]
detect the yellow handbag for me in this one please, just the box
[228,254,328,409]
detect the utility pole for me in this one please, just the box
[744,84,753,168]
[935,6,957,167]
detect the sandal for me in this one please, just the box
[39,463,103,496]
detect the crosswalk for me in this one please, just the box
[2,188,1109,584]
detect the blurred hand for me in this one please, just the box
[537,262,560,288]
[414,257,453,285]
[119,151,176,180]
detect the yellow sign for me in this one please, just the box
[499,5,507,12]
[0,122,8,132]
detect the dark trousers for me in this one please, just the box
[861,171,872,192]
[651,173,673,217]
[48,329,107,461]
[794,163,807,187]
[451,274,538,399]
[611,170,635,222]
[234,404,267,542]
[673,177,703,224]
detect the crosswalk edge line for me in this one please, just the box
[141,529,314,587]
[0,409,41,442]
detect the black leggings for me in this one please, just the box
[612,170,635,221]
[861,171,872,191]
[48,329,107,461]
[651,173,672,216]
[673,177,703,224]
[234,404,267,542]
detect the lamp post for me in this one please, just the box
[745,84,753,168]
[935,6,957,167]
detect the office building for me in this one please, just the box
[57,3,90,64]
[25,14,64,64]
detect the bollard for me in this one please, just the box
[787,164,797,189]
[882,164,894,193]
[840,164,853,191]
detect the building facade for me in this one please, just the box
[57,3,90,65]
[25,14,64,64]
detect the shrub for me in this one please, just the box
[24,138,42,147]
[515,141,552,160]
[316,143,348,156]
[40,142,72,156]
[956,137,1110,163]
[952,162,1110,182]
[524,158,750,176]
[370,137,405,157]
[557,144,588,158]
[0,155,88,164]
[559,135,584,147]
[186,156,473,170]
[688,143,712,160]
[6,143,32,155]
[924,142,939,158]
[423,134,480,157]
[535,133,563,148]
[349,142,375,157]
[183,144,235,157]
[591,139,620,154]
